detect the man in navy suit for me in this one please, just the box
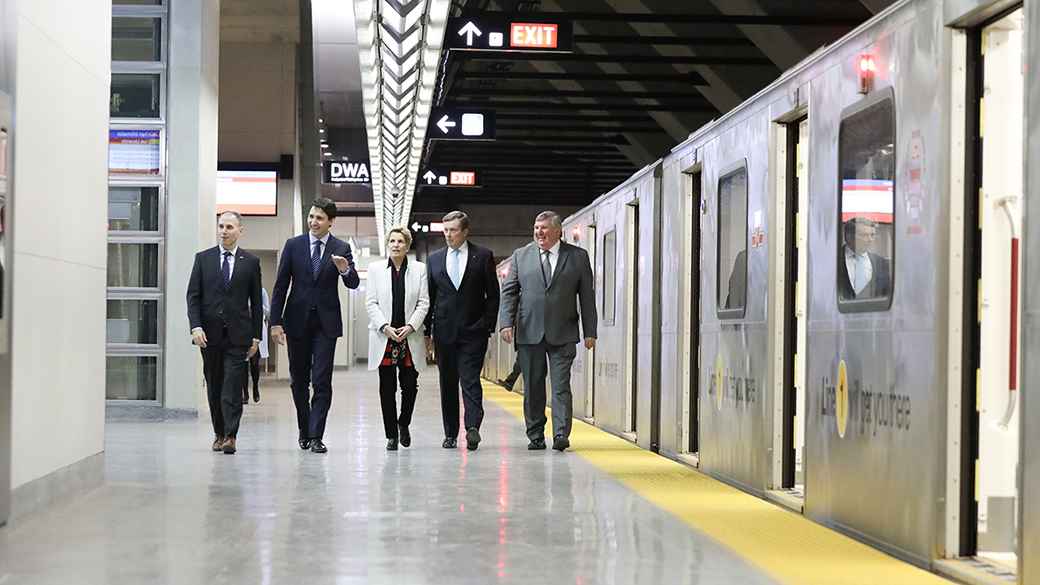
[270,197,360,453]
[187,211,263,455]
[424,211,499,450]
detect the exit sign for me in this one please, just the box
[446,14,573,53]
[419,168,482,188]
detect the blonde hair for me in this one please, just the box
[386,225,412,247]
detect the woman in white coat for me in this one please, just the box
[366,226,430,451]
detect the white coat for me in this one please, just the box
[365,259,430,372]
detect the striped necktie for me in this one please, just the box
[312,240,322,279]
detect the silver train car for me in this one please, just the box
[485,0,1040,579]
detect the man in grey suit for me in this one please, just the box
[500,211,597,451]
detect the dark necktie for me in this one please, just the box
[221,251,232,291]
[312,240,323,279]
[541,250,552,285]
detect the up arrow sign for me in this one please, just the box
[423,170,438,184]
[458,21,481,46]
[436,115,457,134]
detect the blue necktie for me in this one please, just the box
[450,248,460,289]
[312,240,322,279]
[854,255,868,295]
[221,251,231,291]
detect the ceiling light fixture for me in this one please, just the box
[353,0,451,254]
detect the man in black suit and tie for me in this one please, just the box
[270,197,360,453]
[424,211,500,450]
[500,211,597,451]
[187,211,263,455]
[839,216,892,300]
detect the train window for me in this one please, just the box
[603,229,617,324]
[716,161,748,319]
[837,88,895,312]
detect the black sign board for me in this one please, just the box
[427,107,497,141]
[323,160,371,184]
[446,15,573,53]
[418,168,482,188]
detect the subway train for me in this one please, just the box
[482,0,1040,578]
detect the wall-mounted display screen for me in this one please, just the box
[109,130,160,175]
[216,170,277,216]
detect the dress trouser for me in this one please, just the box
[286,308,338,440]
[503,360,522,386]
[516,340,577,441]
[200,328,248,438]
[435,337,488,438]
[378,361,419,438]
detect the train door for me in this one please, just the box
[774,115,809,501]
[622,202,639,437]
[961,6,1023,572]
[584,223,597,420]
[683,170,702,457]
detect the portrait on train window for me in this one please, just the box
[717,161,748,319]
[837,89,895,312]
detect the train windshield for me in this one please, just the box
[837,94,895,310]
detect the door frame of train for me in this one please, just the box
[623,198,639,437]
[767,102,809,506]
[585,222,597,421]
[944,3,1025,564]
[680,164,702,459]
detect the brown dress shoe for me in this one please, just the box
[212,435,225,451]
[222,436,237,454]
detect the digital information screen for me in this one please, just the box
[109,130,160,175]
[216,170,277,216]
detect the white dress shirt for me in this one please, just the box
[540,239,561,278]
[843,245,873,292]
[449,240,470,284]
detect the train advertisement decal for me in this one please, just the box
[822,360,912,438]
[708,355,757,411]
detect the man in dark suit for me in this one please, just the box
[839,216,892,300]
[187,211,263,455]
[500,211,597,451]
[270,197,360,453]
[424,210,499,450]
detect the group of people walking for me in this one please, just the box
[187,199,597,455]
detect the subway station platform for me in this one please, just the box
[0,370,952,585]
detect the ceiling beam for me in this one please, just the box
[574,34,756,46]
[460,11,865,26]
[456,70,709,85]
[443,100,717,112]
[497,124,668,133]
[453,88,705,100]
[454,52,775,66]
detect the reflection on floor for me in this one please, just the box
[0,369,779,585]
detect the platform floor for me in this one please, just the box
[0,369,952,585]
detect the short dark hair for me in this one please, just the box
[843,216,876,238]
[219,210,243,227]
[311,197,337,220]
[442,210,470,230]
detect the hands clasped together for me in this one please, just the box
[382,324,415,343]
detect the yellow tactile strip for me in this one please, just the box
[482,381,952,585]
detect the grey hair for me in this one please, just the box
[535,210,562,228]
[219,210,243,227]
[386,225,412,247]
[442,210,470,230]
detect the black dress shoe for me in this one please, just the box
[552,435,570,451]
[442,437,457,449]
[386,438,398,451]
[528,438,547,450]
[496,378,514,391]
[299,437,312,450]
[310,439,327,453]
[466,427,481,450]
[399,425,411,448]
[253,388,260,403]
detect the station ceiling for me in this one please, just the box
[412,0,895,213]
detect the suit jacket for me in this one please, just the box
[186,246,263,347]
[270,233,360,338]
[365,259,430,371]
[839,251,892,300]
[499,241,597,346]
[424,242,500,344]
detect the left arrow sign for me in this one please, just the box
[411,221,422,231]
[436,115,457,134]
[458,21,482,46]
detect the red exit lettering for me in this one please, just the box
[450,171,476,186]
[511,23,558,48]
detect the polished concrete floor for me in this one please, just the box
[0,369,780,585]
